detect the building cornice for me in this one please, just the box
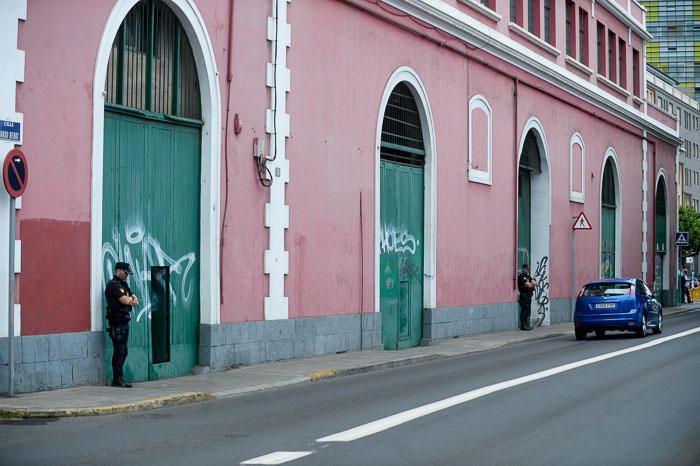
[596,0,652,41]
[373,0,680,145]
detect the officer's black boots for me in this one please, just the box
[112,379,133,388]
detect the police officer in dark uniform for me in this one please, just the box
[517,264,537,331]
[105,262,139,388]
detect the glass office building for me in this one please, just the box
[642,0,700,100]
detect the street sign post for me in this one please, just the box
[3,149,28,397]
[675,232,689,307]
[571,212,592,320]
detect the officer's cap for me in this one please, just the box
[522,264,529,269]
[115,262,134,274]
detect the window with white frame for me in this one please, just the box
[468,95,493,185]
[570,133,585,202]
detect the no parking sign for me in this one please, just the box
[3,149,28,198]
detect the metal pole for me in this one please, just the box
[676,243,680,305]
[7,196,15,397]
[571,229,576,321]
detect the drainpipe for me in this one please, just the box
[513,78,519,289]
[220,0,236,304]
[642,132,648,284]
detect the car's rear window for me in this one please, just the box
[583,283,632,297]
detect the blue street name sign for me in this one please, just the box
[0,120,21,142]
[675,231,689,247]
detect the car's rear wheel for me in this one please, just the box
[636,313,647,338]
[652,312,663,334]
[595,329,605,338]
[575,330,587,340]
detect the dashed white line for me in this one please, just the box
[240,451,314,465]
[317,326,700,442]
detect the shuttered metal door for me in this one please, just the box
[379,83,424,350]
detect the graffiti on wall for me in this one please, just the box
[533,256,550,327]
[102,224,196,322]
[380,224,418,255]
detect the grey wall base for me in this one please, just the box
[200,313,382,371]
[0,331,104,395]
[548,298,572,324]
[422,298,572,343]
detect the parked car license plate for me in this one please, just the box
[595,303,616,309]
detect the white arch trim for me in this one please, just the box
[374,66,437,313]
[569,133,585,204]
[90,0,222,331]
[517,117,552,225]
[600,147,623,278]
[655,169,670,291]
[517,117,552,325]
[468,94,492,185]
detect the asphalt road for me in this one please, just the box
[2,312,699,466]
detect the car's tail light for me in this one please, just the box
[577,287,585,298]
[630,286,635,296]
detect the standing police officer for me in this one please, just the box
[105,262,139,388]
[517,264,537,331]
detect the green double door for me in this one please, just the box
[601,206,616,279]
[102,109,201,382]
[380,161,424,349]
[517,169,531,269]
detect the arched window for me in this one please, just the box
[105,0,201,119]
[380,83,425,166]
[569,133,585,203]
[468,95,492,185]
[601,158,617,278]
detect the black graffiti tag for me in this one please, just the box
[533,256,550,327]
[398,257,419,281]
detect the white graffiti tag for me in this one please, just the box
[102,224,196,322]
[380,224,418,255]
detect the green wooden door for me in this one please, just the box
[601,160,616,279]
[517,169,531,269]
[601,207,616,278]
[103,110,200,382]
[380,161,424,349]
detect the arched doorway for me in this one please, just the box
[655,175,669,304]
[379,82,426,350]
[101,0,202,382]
[600,156,620,278]
[517,121,551,327]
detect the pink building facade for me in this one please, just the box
[0,0,680,393]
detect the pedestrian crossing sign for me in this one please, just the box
[676,231,689,246]
[572,211,592,230]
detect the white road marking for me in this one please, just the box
[241,451,314,464]
[317,326,700,442]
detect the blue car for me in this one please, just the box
[574,278,663,340]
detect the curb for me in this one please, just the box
[666,306,700,317]
[0,392,214,419]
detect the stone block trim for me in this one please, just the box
[200,313,382,371]
[0,331,104,394]
[423,299,573,343]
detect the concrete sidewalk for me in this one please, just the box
[1,304,697,418]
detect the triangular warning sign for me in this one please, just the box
[572,211,592,230]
